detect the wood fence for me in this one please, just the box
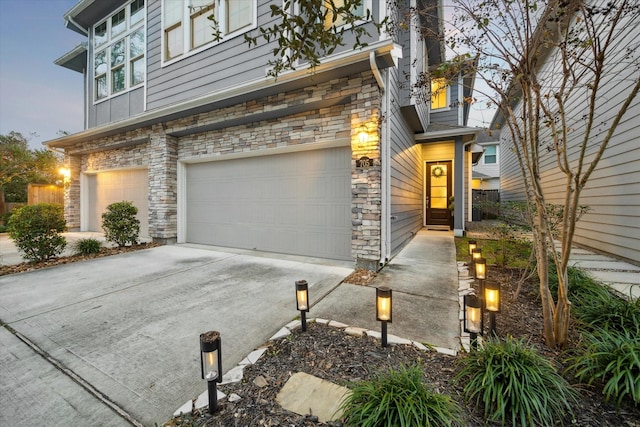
[27,184,64,206]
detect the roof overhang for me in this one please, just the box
[415,124,481,143]
[63,0,128,34]
[54,43,87,73]
[45,40,400,149]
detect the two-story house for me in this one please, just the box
[49,0,480,270]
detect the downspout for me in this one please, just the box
[370,51,389,266]
[458,138,477,236]
[370,51,385,91]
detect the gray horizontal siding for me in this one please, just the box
[146,1,276,110]
[389,67,423,256]
[498,5,640,262]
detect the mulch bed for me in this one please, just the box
[166,265,640,427]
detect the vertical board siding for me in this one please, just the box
[498,1,640,262]
[389,66,423,255]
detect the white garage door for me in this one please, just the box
[87,169,149,238]
[186,146,352,260]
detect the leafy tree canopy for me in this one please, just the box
[0,132,62,202]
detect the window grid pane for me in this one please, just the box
[226,0,251,33]
[431,78,448,109]
[111,9,126,36]
[131,0,144,25]
[95,22,107,47]
[112,67,125,93]
[131,58,144,85]
[191,6,215,48]
[166,24,183,59]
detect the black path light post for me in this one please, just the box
[484,282,501,336]
[464,294,483,350]
[474,256,487,329]
[296,280,309,332]
[376,287,392,347]
[200,331,222,414]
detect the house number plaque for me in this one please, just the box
[356,156,373,168]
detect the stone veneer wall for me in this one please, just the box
[62,71,382,266]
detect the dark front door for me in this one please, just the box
[425,161,453,228]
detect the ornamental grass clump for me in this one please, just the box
[101,201,140,247]
[573,291,640,335]
[455,336,577,427]
[566,329,640,406]
[339,364,461,427]
[73,237,103,256]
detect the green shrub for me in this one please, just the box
[7,203,67,262]
[339,364,461,427]
[566,329,640,406]
[574,293,640,335]
[73,238,103,256]
[101,201,140,247]
[455,337,577,427]
[548,265,610,304]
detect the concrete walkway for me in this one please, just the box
[313,228,461,351]
[567,247,640,300]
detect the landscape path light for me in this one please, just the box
[474,257,487,281]
[467,240,477,257]
[200,331,222,414]
[463,294,483,350]
[376,287,392,347]
[296,280,309,332]
[471,248,483,264]
[484,282,501,336]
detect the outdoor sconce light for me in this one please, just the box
[376,287,392,347]
[463,294,483,350]
[474,257,487,281]
[358,125,369,144]
[59,167,70,187]
[484,282,501,336]
[296,280,309,332]
[467,240,477,256]
[200,331,222,414]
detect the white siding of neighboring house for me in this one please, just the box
[473,142,500,190]
[499,2,640,263]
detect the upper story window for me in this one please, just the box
[93,0,145,102]
[323,0,370,29]
[431,77,449,110]
[483,145,498,164]
[163,0,256,63]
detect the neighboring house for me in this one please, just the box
[472,130,500,191]
[49,0,480,270]
[495,4,640,264]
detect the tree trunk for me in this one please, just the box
[534,204,557,348]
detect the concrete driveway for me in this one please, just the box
[0,244,352,426]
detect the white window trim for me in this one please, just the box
[161,0,258,67]
[92,0,146,105]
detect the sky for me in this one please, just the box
[0,0,493,151]
[0,0,83,150]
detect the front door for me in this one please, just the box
[425,161,453,228]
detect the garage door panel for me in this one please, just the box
[87,169,149,238]
[186,147,351,260]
